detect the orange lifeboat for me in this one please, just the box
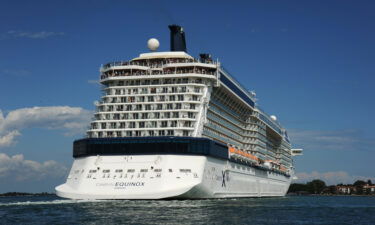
[228,146,259,164]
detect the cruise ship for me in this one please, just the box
[56,25,302,199]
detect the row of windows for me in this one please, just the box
[211,87,250,118]
[102,94,200,104]
[101,67,215,79]
[207,112,243,134]
[94,112,196,122]
[97,103,199,112]
[205,121,242,144]
[73,137,228,159]
[209,100,244,126]
[91,120,194,130]
[202,127,241,147]
[88,130,192,138]
[88,168,185,173]
[207,106,268,146]
[95,112,185,120]
[103,78,206,87]
[104,86,202,96]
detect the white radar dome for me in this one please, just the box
[270,115,277,121]
[147,38,160,51]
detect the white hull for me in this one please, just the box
[56,155,292,199]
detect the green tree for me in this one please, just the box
[306,179,326,194]
[353,180,366,186]
[367,179,373,185]
[353,180,366,195]
[288,183,308,193]
[328,185,337,195]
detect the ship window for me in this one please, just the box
[127,169,135,173]
[103,170,110,173]
[141,113,148,119]
[169,169,173,172]
[180,169,191,173]
[154,169,162,172]
[140,169,148,172]
[89,170,97,173]
[184,121,191,127]
[115,169,123,173]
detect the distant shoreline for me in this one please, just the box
[0,192,56,197]
[287,193,375,197]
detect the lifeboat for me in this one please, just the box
[228,147,259,164]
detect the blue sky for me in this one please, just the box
[0,0,374,192]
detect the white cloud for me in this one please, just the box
[0,106,92,148]
[0,130,21,148]
[1,30,65,39]
[288,129,374,152]
[295,171,375,185]
[0,153,67,181]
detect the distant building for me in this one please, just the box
[336,185,356,194]
[363,185,375,194]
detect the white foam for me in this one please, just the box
[0,199,110,207]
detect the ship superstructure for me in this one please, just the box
[56,25,302,199]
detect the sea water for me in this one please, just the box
[0,195,374,225]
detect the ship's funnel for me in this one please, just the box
[168,25,187,52]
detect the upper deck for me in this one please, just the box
[100,52,218,81]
